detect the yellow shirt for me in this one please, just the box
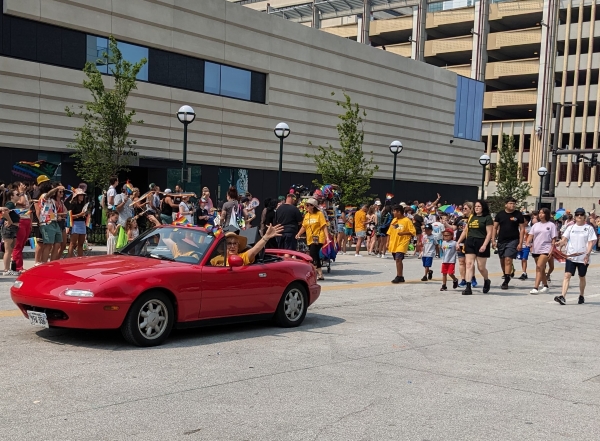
[354,210,367,232]
[303,211,327,245]
[171,244,200,261]
[210,251,254,266]
[387,217,416,253]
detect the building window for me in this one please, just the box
[117,41,149,81]
[86,36,148,81]
[86,35,109,73]
[221,65,251,100]
[205,62,221,95]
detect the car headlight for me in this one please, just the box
[64,289,94,298]
[13,281,23,289]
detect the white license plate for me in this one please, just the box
[27,311,49,328]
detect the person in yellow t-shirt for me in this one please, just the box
[296,197,331,280]
[210,224,284,266]
[387,204,416,284]
[353,204,368,257]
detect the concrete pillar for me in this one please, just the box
[358,0,371,45]
[312,0,320,29]
[470,0,489,81]
[411,0,427,61]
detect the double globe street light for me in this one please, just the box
[479,154,491,200]
[274,122,291,196]
[177,105,196,191]
[389,140,403,195]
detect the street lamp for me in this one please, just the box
[176,105,196,191]
[479,154,490,200]
[547,103,577,197]
[537,166,548,210]
[389,140,403,195]
[274,122,290,196]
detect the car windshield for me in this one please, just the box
[119,226,215,264]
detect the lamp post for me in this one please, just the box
[274,122,290,196]
[537,166,548,210]
[389,140,403,195]
[176,105,196,191]
[547,103,576,197]
[478,154,490,200]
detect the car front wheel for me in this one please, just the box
[121,291,174,347]
[274,283,308,328]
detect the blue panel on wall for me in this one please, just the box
[453,75,484,142]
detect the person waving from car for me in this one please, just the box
[211,224,283,266]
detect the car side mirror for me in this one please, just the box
[228,255,244,268]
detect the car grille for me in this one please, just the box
[19,304,69,321]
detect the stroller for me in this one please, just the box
[297,236,337,273]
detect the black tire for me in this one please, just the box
[121,291,175,347]
[274,283,308,328]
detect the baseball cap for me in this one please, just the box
[443,229,454,234]
[374,200,381,205]
[575,207,586,215]
[37,175,50,185]
[424,224,433,230]
[400,202,407,207]
[164,189,172,194]
[287,193,297,200]
[149,183,156,190]
[200,198,207,203]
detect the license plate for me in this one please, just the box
[27,311,49,328]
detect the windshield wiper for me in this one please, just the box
[142,253,176,262]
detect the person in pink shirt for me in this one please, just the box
[526,207,557,294]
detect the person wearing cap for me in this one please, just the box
[296,197,331,280]
[196,198,210,227]
[275,193,303,251]
[440,229,459,291]
[553,208,597,305]
[492,197,526,290]
[387,204,416,283]
[113,183,134,227]
[421,224,436,282]
[38,182,66,263]
[160,189,178,225]
[67,188,88,258]
[210,224,284,266]
[106,176,119,209]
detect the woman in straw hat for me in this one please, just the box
[210,224,283,267]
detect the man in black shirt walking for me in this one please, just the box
[274,193,303,251]
[493,197,526,289]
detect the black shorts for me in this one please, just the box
[531,253,549,258]
[565,259,588,277]
[464,236,490,258]
[497,239,519,259]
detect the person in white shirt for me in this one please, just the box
[554,208,597,305]
[106,176,119,209]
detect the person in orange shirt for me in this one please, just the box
[387,204,416,283]
[354,204,368,257]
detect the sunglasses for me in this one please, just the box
[226,242,238,247]
[575,213,586,217]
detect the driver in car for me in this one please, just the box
[211,224,283,266]
[163,230,202,261]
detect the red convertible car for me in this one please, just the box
[10,226,321,346]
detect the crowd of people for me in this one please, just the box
[1,176,598,304]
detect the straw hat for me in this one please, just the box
[306,197,319,207]
[71,188,86,200]
[225,231,248,250]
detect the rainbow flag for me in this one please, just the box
[65,211,73,229]
[386,193,394,200]
[13,208,31,216]
[172,215,190,226]
[125,181,134,195]
[29,237,37,249]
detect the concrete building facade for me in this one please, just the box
[246,0,600,210]
[0,0,483,205]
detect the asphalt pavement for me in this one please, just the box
[1,250,600,440]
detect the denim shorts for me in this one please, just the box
[71,221,87,235]
[356,230,366,238]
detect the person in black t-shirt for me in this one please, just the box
[274,194,303,251]
[196,198,210,227]
[492,197,525,290]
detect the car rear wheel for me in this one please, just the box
[121,291,174,347]
[274,283,308,328]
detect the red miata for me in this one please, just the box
[11,226,321,346]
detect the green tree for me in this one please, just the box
[307,92,379,207]
[66,36,146,190]
[489,134,531,213]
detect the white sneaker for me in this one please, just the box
[540,286,549,293]
[530,288,539,295]
[354,254,362,257]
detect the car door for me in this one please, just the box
[199,241,277,319]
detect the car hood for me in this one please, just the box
[22,255,169,282]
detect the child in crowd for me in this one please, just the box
[388,204,416,284]
[517,213,532,280]
[421,224,436,281]
[106,211,119,255]
[125,217,139,243]
[440,229,459,291]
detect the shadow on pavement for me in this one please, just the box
[34,312,345,350]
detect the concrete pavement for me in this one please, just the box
[1,251,600,440]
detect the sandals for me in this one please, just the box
[317,275,325,281]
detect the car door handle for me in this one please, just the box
[259,273,267,278]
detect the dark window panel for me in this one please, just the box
[148,47,170,85]
[169,52,187,89]
[10,17,37,61]
[1,15,11,56]
[62,28,86,69]
[186,56,204,92]
[250,71,266,103]
[37,22,62,65]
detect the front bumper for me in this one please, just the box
[309,283,321,306]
